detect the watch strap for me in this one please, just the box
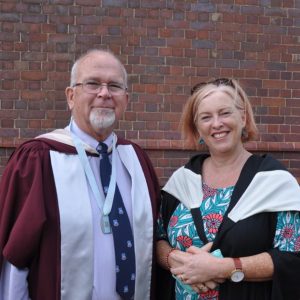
[233,257,242,270]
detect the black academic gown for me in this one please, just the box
[157,154,300,300]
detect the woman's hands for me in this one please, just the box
[156,240,228,294]
[158,238,275,295]
[169,242,226,291]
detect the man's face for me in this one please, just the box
[66,52,128,141]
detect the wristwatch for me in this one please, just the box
[230,257,245,282]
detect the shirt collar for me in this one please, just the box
[70,120,113,150]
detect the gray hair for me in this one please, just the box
[70,48,128,87]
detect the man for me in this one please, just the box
[0,49,160,300]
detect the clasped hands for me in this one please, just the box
[169,242,225,294]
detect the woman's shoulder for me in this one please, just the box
[257,154,287,172]
[185,153,210,174]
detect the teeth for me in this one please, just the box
[214,132,226,138]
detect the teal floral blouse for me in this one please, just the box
[157,183,300,300]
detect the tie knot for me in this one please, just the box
[96,142,108,154]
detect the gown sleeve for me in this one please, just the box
[269,211,300,300]
[156,191,179,300]
[156,205,168,241]
[0,142,48,271]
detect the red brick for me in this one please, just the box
[1,1,300,185]
[261,97,285,107]
[137,112,162,122]
[21,71,47,81]
[21,90,46,100]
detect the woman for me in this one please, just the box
[156,78,300,300]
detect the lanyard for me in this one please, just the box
[70,127,117,220]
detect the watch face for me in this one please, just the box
[231,270,245,282]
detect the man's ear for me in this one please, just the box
[65,87,74,110]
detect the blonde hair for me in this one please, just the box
[181,78,258,148]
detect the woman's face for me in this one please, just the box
[196,90,246,156]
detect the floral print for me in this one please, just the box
[295,236,300,251]
[199,290,218,299]
[157,182,300,300]
[203,213,223,234]
[281,225,294,239]
[170,215,179,227]
[177,236,193,248]
[157,183,234,300]
[274,211,300,251]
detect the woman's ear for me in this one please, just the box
[240,109,247,127]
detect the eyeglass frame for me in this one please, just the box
[190,78,235,95]
[72,81,128,95]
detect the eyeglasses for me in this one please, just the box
[73,82,127,95]
[190,78,235,95]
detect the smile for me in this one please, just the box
[212,132,227,139]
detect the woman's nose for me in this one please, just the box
[211,116,223,128]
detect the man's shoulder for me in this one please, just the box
[116,136,136,146]
[16,130,77,155]
[116,136,155,168]
[116,136,144,152]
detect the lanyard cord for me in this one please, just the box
[70,126,117,216]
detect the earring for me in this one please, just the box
[241,128,248,139]
[199,138,205,145]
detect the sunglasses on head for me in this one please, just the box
[190,78,235,95]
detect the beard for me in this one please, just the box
[89,107,116,132]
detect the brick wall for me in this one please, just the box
[1,0,300,185]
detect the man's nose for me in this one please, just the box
[96,84,111,96]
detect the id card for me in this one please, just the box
[101,215,111,234]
